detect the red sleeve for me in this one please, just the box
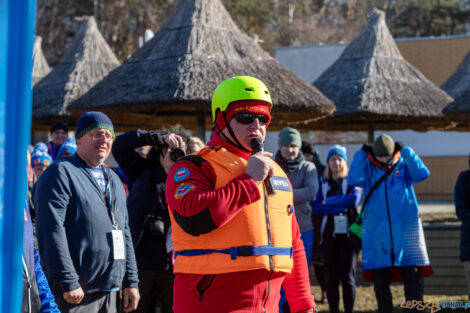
[165,156,261,236]
[282,217,316,313]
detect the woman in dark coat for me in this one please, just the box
[313,145,361,313]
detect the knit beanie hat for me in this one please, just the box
[373,134,395,156]
[33,142,48,153]
[278,127,301,148]
[327,145,347,164]
[75,112,115,139]
[31,151,52,167]
[57,137,77,158]
[50,121,68,134]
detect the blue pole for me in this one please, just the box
[0,0,8,309]
[0,0,36,312]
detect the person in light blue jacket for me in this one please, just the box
[348,134,432,313]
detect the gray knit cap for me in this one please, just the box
[278,127,301,148]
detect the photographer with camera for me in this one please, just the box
[112,129,190,313]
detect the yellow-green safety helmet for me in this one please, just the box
[211,76,273,121]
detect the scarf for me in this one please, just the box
[274,150,305,174]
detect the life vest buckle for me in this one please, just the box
[231,246,253,259]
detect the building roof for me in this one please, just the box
[442,51,470,99]
[443,89,470,117]
[32,36,50,86]
[70,0,334,129]
[275,35,470,86]
[33,16,120,125]
[311,8,453,131]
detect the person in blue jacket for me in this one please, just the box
[313,145,361,313]
[348,134,433,313]
[23,153,59,313]
[23,202,60,313]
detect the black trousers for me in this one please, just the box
[372,266,424,313]
[135,270,174,313]
[320,235,357,313]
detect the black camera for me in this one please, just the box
[169,147,186,162]
[143,213,165,238]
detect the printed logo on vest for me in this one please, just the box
[174,167,190,182]
[270,176,292,192]
[174,183,195,199]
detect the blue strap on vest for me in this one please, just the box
[175,245,293,260]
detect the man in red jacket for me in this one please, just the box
[166,76,315,313]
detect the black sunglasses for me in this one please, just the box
[233,113,269,125]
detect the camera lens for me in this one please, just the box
[170,148,186,162]
[149,219,165,237]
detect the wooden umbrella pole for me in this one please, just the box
[197,109,206,142]
[368,123,374,144]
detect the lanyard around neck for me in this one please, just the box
[99,165,118,229]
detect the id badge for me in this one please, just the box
[111,229,126,260]
[334,215,348,235]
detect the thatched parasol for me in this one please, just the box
[308,8,453,142]
[33,16,120,130]
[32,36,50,86]
[69,0,334,139]
[442,51,470,100]
[442,89,470,130]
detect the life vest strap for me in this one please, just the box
[175,245,293,260]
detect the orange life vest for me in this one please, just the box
[169,146,295,274]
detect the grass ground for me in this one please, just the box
[420,212,459,225]
[311,285,468,313]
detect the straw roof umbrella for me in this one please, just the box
[70,0,334,139]
[309,9,453,142]
[32,36,50,86]
[442,89,470,130]
[442,51,470,100]
[444,90,470,114]
[33,16,120,130]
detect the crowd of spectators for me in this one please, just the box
[23,77,452,313]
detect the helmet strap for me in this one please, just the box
[218,111,252,153]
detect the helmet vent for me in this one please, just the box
[244,88,254,92]
[264,91,269,94]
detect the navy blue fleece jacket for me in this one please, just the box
[34,154,139,294]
